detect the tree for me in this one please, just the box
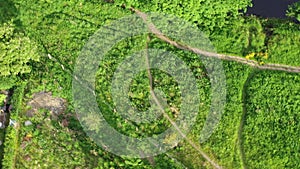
[115,0,252,31]
[287,1,300,22]
[0,21,40,77]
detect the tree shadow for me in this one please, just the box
[0,0,18,25]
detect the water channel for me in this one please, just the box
[246,0,299,18]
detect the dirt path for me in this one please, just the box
[143,34,223,169]
[235,70,257,169]
[131,9,300,168]
[43,8,300,169]
[132,8,300,74]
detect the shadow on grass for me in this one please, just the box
[0,0,18,24]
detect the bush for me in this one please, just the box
[267,21,300,66]
[210,16,266,56]
[0,21,40,77]
[287,1,300,22]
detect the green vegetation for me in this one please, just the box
[114,0,252,31]
[266,20,300,66]
[0,21,40,77]
[243,71,300,168]
[287,1,300,22]
[210,16,266,57]
[0,0,299,168]
[2,82,27,168]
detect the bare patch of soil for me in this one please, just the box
[26,92,66,119]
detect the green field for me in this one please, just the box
[0,0,300,168]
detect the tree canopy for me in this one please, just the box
[0,21,40,77]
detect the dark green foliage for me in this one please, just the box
[287,1,300,22]
[200,62,252,168]
[0,0,17,24]
[210,16,266,56]
[2,82,27,168]
[266,20,300,66]
[243,71,300,168]
[115,0,252,31]
[1,0,300,168]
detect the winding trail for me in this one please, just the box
[44,40,222,168]
[129,8,300,169]
[43,8,300,169]
[131,8,300,74]
[144,34,223,169]
[236,70,257,169]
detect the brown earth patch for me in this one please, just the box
[26,92,67,119]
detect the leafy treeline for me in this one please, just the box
[114,0,252,31]
[287,1,300,22]
[0,0,299,168]
[0,0,298,85]
[266,19,300,66]
[210,16,266,56]
[211,16,300,66]
[0,21,40,76]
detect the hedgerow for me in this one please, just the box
[2,82,27,169]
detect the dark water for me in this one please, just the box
[246,0,299,18]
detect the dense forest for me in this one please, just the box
[0,0,300,168]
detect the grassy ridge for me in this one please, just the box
[2,82,27,169]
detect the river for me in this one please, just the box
[246,0,299,18]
